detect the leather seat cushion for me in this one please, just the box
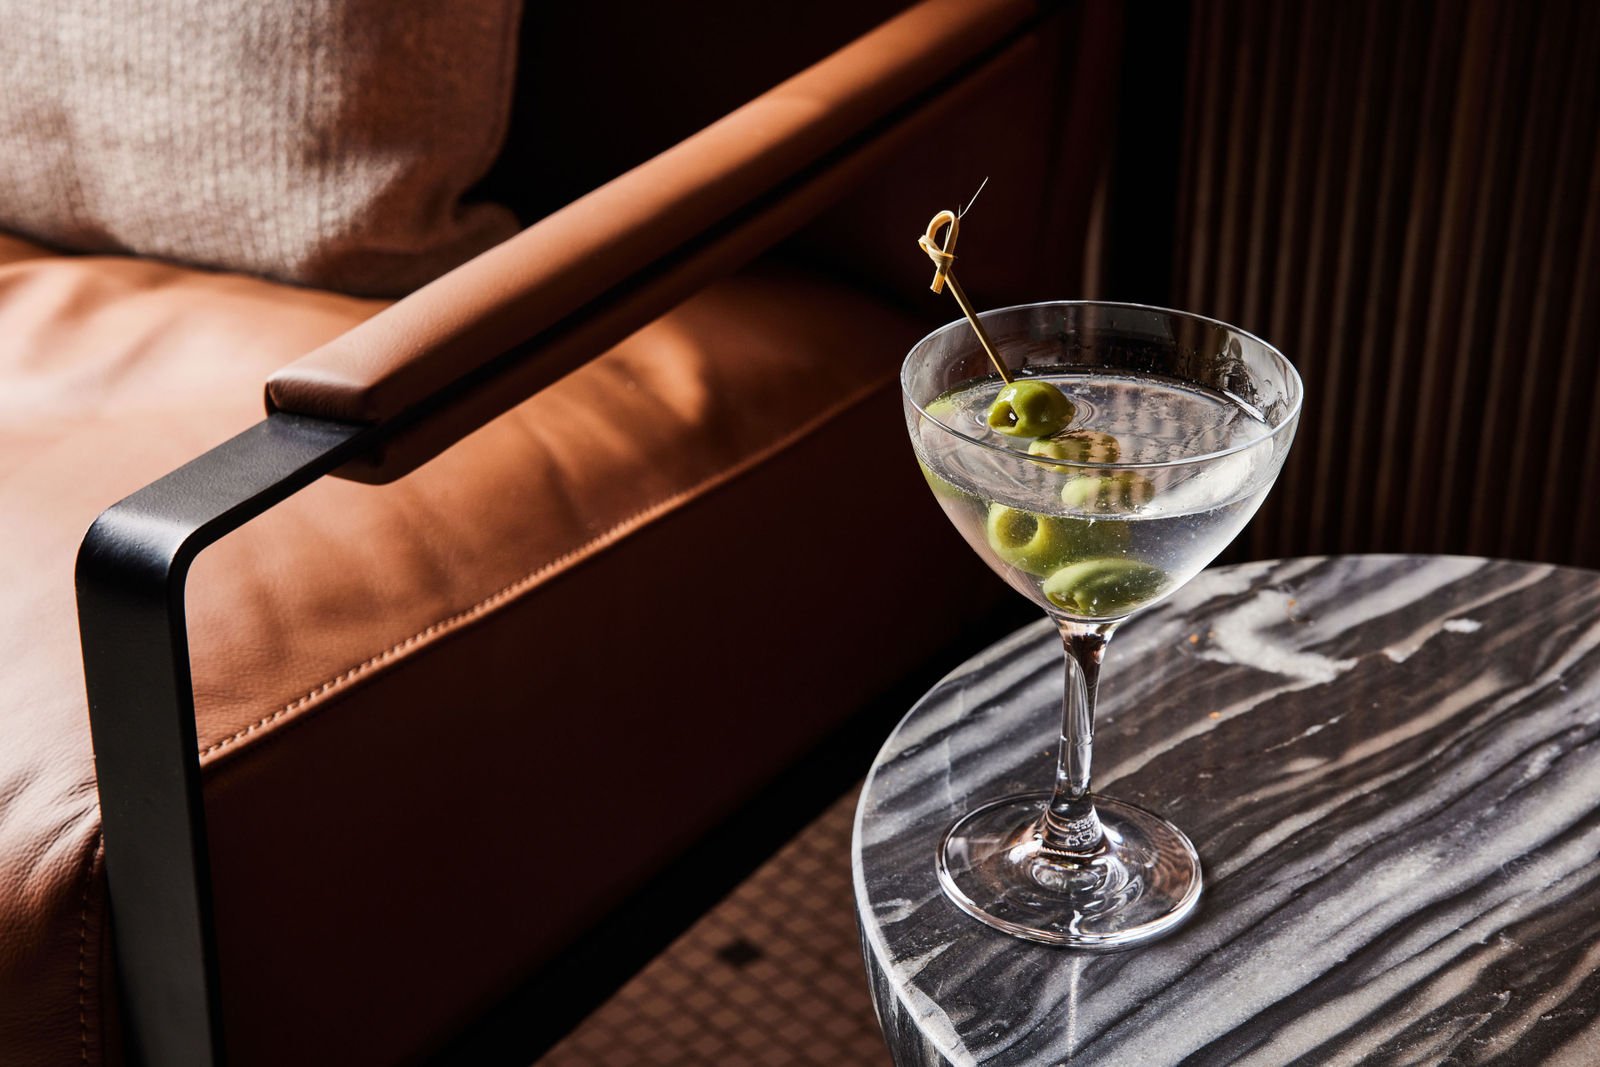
[0,232,996,1063]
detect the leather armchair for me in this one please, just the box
[0,1,1118,1063]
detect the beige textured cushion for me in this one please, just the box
[0,1,522,296]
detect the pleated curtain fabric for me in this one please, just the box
[1172,0,1600,567]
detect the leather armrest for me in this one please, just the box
[265,0,1047,482]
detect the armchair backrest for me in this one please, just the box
[477,0,1123,313]
[480,0,917,224]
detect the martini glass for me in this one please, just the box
[903,301,1301,947]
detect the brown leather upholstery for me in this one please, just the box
[265,0,1038,434]
[0,236,999,1063]
[0,0,1122,1060]
[0,238,383,1066]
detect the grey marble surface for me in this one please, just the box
[853,556,1600,1066]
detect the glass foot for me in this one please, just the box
[937,791,1201,948]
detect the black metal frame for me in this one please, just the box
[76,415,374,1064]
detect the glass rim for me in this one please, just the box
[901,299,1305,472]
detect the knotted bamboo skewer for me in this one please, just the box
[918,208,1013,384]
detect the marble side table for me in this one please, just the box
[854,556,1600,1065]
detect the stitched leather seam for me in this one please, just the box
[78,833,102,1065]
[197,375,890,762]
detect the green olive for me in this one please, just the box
[1043,558,1167,618]
[986,380,1076,438]
[1027,430,1123,470]
[985,503,1128,574]
[916,396,972,499]
[1060,472,1156,512]
[986,504,1074,575]
[918,459,970,500]
[924,394,960,422]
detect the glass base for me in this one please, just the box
[937,792,1201,948]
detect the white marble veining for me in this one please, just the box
[854,556,1600,1066]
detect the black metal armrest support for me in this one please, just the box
[76,415,374,1065]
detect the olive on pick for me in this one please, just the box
[986,380,1076,438]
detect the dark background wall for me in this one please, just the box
[1163,0,1600,568]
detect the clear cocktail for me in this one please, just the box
[903,302,1301,947]
[915,370,1278,622]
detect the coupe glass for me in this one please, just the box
[903,302,1301,947]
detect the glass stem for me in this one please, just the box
[1041,620,1117,855]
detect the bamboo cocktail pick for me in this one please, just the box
[917,198,1079,440]
[918,207,1013,384]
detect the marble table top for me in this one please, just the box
[853,556,1600,1066]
